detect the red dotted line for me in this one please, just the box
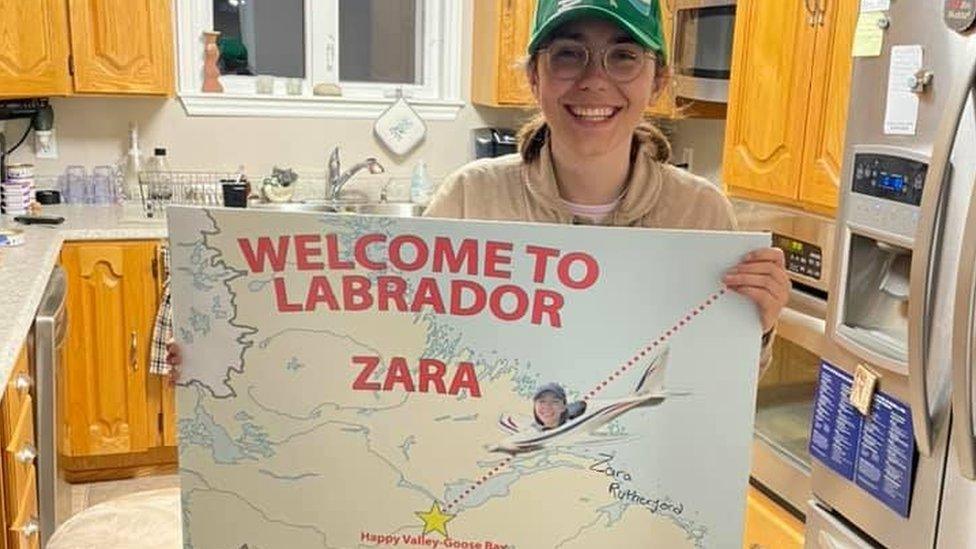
[444,457,513,513]
[582,287,728,402]
[439,287,727,515]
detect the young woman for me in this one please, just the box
[422,0,788,363]
[166,0,788,372]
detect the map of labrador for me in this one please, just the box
[168,206,767,549]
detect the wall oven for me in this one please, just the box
[733,199,849,516]
[671,0,736,103]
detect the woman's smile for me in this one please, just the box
[564,104,623,125]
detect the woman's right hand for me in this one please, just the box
[165,341,183,385]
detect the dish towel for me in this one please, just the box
[149,245,172,375]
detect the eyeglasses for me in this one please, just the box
[539,39,656,83]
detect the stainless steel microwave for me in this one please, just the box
[671,0,736,103]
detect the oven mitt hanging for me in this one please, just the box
[374,93,427,156]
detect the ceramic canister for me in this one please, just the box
[5,164,34,179]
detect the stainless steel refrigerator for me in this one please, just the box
[813,2,976,547]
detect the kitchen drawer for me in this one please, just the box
[4,397,35,514]
[9,468,37,549]
[3,347,31,438]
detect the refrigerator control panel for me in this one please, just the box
[772,233,822,280]
[852,153,928,207]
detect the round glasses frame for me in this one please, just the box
[538,40,658,84]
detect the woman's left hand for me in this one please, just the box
[723,248,791,334]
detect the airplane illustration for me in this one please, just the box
[489,345,689,455]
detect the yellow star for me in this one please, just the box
[415,502,455,538]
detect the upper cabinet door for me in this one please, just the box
[0,0,71,98]
[495,0,535,106]
[797,0,858,214]
[722,0,818,202]
[67,0,174,95]
[472,0,535,107]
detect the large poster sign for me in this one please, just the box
[167,206,767,548]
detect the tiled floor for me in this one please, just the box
[67,474,180,520]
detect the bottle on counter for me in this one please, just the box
[410,160,433,206]
[121,123,143,201]
[144,147,172,201]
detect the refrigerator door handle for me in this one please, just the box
[952,95,976,479]
[909,48,976,456]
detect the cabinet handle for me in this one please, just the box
[130,331,138,371]
[13,373,32,394]
[15,442,36,464]
[20,518,39,538]
[803,0,817,26]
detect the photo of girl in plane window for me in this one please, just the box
[533,383,587,430]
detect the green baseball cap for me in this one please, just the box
[528,0,667,58]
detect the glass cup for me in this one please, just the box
[91,165,115,204]
[255,75,274,94]
[64,165,90,204]
[286,78,303,95]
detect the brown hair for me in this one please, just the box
[517,50,672,164]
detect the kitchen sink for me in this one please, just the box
[250,201,425,217]
[343,202,425,217]
[250,201,338,213]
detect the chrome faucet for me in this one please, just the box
[327,146,385,201]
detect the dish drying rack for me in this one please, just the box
[138,170,241,217]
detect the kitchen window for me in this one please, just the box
[176,0,463,120]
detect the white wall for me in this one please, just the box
[4,0,728,196]
[6,3,529,194]
[669,119,727,187]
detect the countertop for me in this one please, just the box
[0,205,167,388]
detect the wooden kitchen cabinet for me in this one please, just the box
[723,0,856,215]
[0,0,72,98]
[0,343,36,549]
[59,241,175,480]
[67,0,174,95]
[723,1,818,204]
[796,0,858,213]
[0,0,173,97]
[472,0,536,107]
[7,472,36,549]
[743,485,804,549]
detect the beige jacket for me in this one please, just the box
[425,130,773,370]
[425,132,737,230]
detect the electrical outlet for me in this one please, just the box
[34,128,58,159]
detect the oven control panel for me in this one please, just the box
[772,233,822,280]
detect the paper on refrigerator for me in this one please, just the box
[860,0,890,13]
[852,12,886,58]
[884,45,923,135]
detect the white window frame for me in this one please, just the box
[175,0,464,120]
